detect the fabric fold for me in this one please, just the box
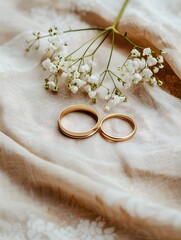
[1,0,181,239]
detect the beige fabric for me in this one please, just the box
[0,0,181,239]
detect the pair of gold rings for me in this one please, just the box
[58,105,137,142]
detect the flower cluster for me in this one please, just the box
[118,47,165,89]
[26,23,165,111]
[41,28,102,104]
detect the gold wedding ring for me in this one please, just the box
[99,114,137,142]
[58,105,137,142]
[58,105,100,139]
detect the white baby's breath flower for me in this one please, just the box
[150,77,157,86]
[110,95,125,106]
[147,56,157,67]
[88,74,100,85]
[142,68,153,78]
[119,95,126,102]
[122,73,134,88]
[131,49,140,57]
[53,26,63,36]
[153,67,159,73]
[110,95,121,106]
[157,55,164,63]
[132,59,140,70]
[59,59,70,73]
[42,58,52,69]
[49,63,58,73]
[71,78,86,87]
[104,105,110,112]
[126,59,135,73]
[143,47,152,56]
[139,58,146,70]
[73,70,80,79]
[80,72,89,82]
[48,36,61,50]
[47,81,56,90]
[88,90,97,99]
[159,64,164,69]
[84,85,91,93]
[69,85,79,93]
[26,22,166,109]
[49,26,63,36]
[48,35,68,56]
[133,73,142,83]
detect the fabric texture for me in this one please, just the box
[0,0,181,239]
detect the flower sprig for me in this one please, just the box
[25,0,165,111]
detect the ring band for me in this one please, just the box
[58,105,100,139]
[99,114,137,142]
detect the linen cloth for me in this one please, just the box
[0,0,181,239]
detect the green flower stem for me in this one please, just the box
[26,0,130,53]
[106,31,115,70]
[114,30,144,49]
[108,70,124,83]
[112,0,129,28]
[25,38,39,51]
[108,71,116,87]
[63,27,105,33]
[69,58,82,68]
[70,31,110,67]
[91,31,111,55]
[77,31,110,60]
[117,52,131,76]
[45,73,54,79]
[101,84,110,92]
[100,31,115,85]
[78,29,109,70]
[65,32,104,59]
[50,50,56,60]
[106,87,117,105]
[81,30,108,58]
[89,54,94,75]
[26,28,105,52]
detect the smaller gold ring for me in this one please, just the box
[99,114,137,142]
[58,105,100,139]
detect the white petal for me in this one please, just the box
[69,85,78,93]
[157,55,164,63]
[147,56,157,67]
[142,68,153,78]
[42,58,51,69]
[88,74,100,84]
[104,105,110,112]
[88,91,96,98]
[143,47,152,56]
[131,49,140,57]
[153,67,159,73]
[48,81,56,89]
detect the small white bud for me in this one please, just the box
[157,55,164,64]
[104,105,110,112]
[153,67,159,73]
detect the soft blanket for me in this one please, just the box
[0,0,181,239]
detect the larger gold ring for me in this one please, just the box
[58,105,100,139]
[99,114,137,142]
